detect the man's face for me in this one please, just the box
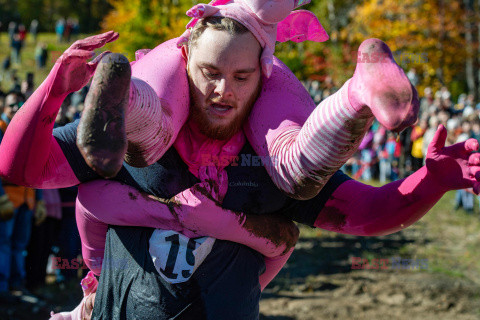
[187,27,262,140]
[4,94,22,120]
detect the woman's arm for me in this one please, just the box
[314,125,480,236]
[76,175,298,290]
[0,32,118,188]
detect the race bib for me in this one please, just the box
[149,230,215,284]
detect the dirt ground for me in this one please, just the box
[260,268,480,320]
[1,200,480,320]
[260,223,480,320]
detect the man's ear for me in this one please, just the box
[181,45,189,63]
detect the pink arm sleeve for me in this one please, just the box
[314,166,445,236]
[76,180,295,290]
[0,64,79,188]
[316,126,480,235]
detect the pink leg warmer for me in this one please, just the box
[76,179,297,290]
[123,38,417,201]
[124,38,190,167]
[248,78,373,200]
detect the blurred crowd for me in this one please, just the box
[0,75,87,306]
[2,17,80,75]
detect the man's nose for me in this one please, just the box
[214,78,233,99]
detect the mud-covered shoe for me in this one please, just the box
[77,53,131,178]
[348,38,419,132]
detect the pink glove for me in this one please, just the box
[175,166,299,257]
[51,31,118,98]
[314,124,480,237]
[425,124,480,193]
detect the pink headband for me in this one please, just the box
[177,0,329,77]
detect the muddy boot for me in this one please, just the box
[77,53,131,178]
[348,38,419,132]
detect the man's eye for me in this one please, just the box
[235,76,247,82]
[204,71,219,78]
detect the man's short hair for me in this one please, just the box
[188,16,250,49]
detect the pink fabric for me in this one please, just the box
[0,63,79,189]
[125,38,190,167]
[174,121,246,177]
[261,248,293,291]
[178,0,328,77]
[348,39,419,132]
[76,177,296,290]
[43,189,62,219]
[0,32,120,188]
[276,10,329,43]
[315,125,480,235]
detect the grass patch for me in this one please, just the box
[0,32,90,91]
[298,182,480,284]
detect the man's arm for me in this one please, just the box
[77,177,298,290]
[312,125,480,236]
[0,32,117,189]
[77,178,299,261]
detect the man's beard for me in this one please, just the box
[188,78,261,141]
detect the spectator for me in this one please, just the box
[419,87,434,118]
[55,19,65,43]
[8,22,17,46]
[29,19,39,43]
[1,56,11,80]
[410,118,428,172]
[35,42,48,69]
[26,188,61,290]
[422,115,439,163]
[20,73,34,100]
[0,94,4,119]
[11,33,22,65]
[407,68,419,86]
[71,19,80,41]
[10,75,21,93]
[454,119,474,213]
[0,91,46,303]
[64,18,74,42]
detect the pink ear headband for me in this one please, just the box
[177,0,329,77]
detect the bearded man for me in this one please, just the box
[1,7,480,320]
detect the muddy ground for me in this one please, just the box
[260,227,480,320]
[1,198,480,320]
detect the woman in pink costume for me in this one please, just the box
[1,29,480,318]
[53,124,480,319]
[2,1,480,319]
[78,0,419,201]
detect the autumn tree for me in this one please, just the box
[275,0,359,85]
[343,0,471,98]
[102,0,195,59]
